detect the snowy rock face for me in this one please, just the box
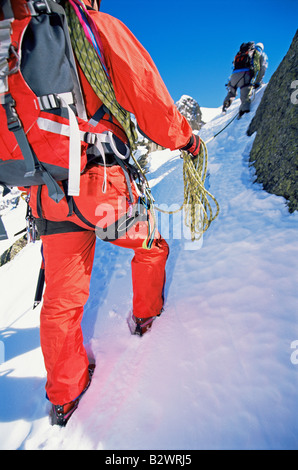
[247,30,298,213]
[175,95,203,131]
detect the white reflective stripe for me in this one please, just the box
[0,19,13,94]
[36,116,114,196]
[96,139,107,194]
[37,116,84,140]
[37,110,82,196]
[0,20,13,54]
[37,117,110,143]
[0,73,8,95]
[61,98,81,197]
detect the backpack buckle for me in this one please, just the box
[27,0,51,15]
[38,92,75,111]
[2,94,22,131]
[38,93,61,110]
[84,132,97,145]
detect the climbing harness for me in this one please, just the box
[65,0,156,248]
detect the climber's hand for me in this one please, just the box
[181,134,201,158]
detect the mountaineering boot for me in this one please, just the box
[132,316,156,336]
[128,312,162,336]
[50,363,95,427]
[237,109,250,120]
[222,99,231,113]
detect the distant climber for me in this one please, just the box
[222,42,268,118]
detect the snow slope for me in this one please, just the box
[0,86,298,450]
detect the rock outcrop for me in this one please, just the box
[175,95,203,131]
[247,30,298,212]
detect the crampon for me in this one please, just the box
[127,313,160,337]
[50,363,95,427]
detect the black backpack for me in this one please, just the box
[233,42,255,71]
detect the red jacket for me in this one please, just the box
[84,1,193,150]
[28,1,193,221]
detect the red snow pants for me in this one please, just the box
[30,163,169,405]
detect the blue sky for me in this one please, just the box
[100,0,298,108]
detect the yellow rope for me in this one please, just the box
[154,139,220,241]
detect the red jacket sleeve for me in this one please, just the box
[89,11,193,150]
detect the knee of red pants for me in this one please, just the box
[111,226,169,318]
[41,231,95,302]
[40,230,95,359]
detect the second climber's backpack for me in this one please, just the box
[0,0,137,203]
[233,42,255,71]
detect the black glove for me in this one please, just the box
[181,134,201,158]
[253,82,261,89]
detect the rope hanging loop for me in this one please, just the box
[181,139,220,241]
[155,138,220,242]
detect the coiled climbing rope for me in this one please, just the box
[154,98,257,242]
[154,139,220,242]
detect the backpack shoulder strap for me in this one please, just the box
[49,0,88,120]
[0,0,14,19]
[65,0,138,150]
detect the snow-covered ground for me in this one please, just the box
[0,86,297,450]
[200,106,222,123]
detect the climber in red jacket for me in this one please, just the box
[29,0,200,425]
